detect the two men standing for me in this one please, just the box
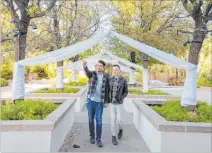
[83,60,128,147]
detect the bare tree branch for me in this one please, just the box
[30,0,57,19]
[5,0,21,27]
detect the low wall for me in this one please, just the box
[26,87,87,112]
[132,100,212,152]
[1,98,76,152]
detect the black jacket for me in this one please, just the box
[109,75,128,104]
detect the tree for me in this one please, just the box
[3,0,57,61]
[181,0,212,65]
[110,0,189,68]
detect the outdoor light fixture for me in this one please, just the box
[130,51,136,63]
[30,21,37,30]
[182,39,203,47]
[11,30,27,37]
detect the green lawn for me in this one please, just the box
[1,99,58,120]
[128,84,142,87]
[129,89,167,95]
[35,87,80,93]
[65,82,87,86]
[151,100,212,123]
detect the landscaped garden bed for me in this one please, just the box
[35,87,80,93]
[1,98,77,152]
[1,99,58,120]
[129,89,167,95]
[132,99,212,152]
[64,81,87,86]
[151,100,212,123]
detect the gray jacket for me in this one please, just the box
[109,76,128,104]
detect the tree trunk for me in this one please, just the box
[188,29,205,65]
[14,20,30,61]
[15,34,27,61]
[176,68,178,79]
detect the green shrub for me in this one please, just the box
[1,99,58,120]
[77,77,88,83]
[129,89,166,95]
[35,87,80,93]
[65,82,87,86]
[128,84,142,87]
[151,100,212,123]
[1,65,13,80]
[197,77,212,87]
[0,78,7,87]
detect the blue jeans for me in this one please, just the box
[86,98,103,141]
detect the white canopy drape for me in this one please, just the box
[12,30,197,107]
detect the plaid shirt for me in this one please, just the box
[112,78,119,103]
[84,66,109,103]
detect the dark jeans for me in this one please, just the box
[86,98,103,141]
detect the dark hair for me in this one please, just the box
[113,64,120,69]
[98,60,106,66]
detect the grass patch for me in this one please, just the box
[128,84,143,87]
[129,89,167,95]
[151,100,212,123]
[35,87,80,93]
[0,78,7,87]
[65,82,87,86]
[197,77,212,87]
[1,99,58,120]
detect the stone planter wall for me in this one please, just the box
[1,98,77,152]
[131,99,212,152]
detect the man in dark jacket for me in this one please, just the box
[82,59,109,148]
[109,64,128,145]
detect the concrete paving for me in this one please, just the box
[59,123,150,152]
[0,84,53,99]
[59,106,150,152]
[154,87,212,105]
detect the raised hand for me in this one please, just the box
[82,59,87,68]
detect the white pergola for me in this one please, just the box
[11,30,197,107]
[61,51,144,87]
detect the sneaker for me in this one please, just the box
[112,136,118,145]
[118,129,123,139]
[90,136,95,144]
[96,139,103,147]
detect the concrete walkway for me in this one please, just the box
[59,106,150,152]
[154,87,212,105]
[0,84,53,99]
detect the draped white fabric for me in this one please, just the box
[12,30,197,107]
[110,32,196,70]
[110,31,197,106]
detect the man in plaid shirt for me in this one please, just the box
[83,59,109,148]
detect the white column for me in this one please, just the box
[56,67,64,89]
[71,70,77,82]
[142,68,149,92]
[129,71,135,84]
[12,63,25,100]
[181,67,197,107]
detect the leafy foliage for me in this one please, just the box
[35,87,80,93]
[151,100,212,122]
[65,82,87,86]
[1,64,13,80]
[0,78,7,87]
[129,89,167,95]
[1,100,58,120]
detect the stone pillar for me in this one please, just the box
[142,68,149,92]
[71,70,77,82]
[129,71,135,84]
[56,67,64,90]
